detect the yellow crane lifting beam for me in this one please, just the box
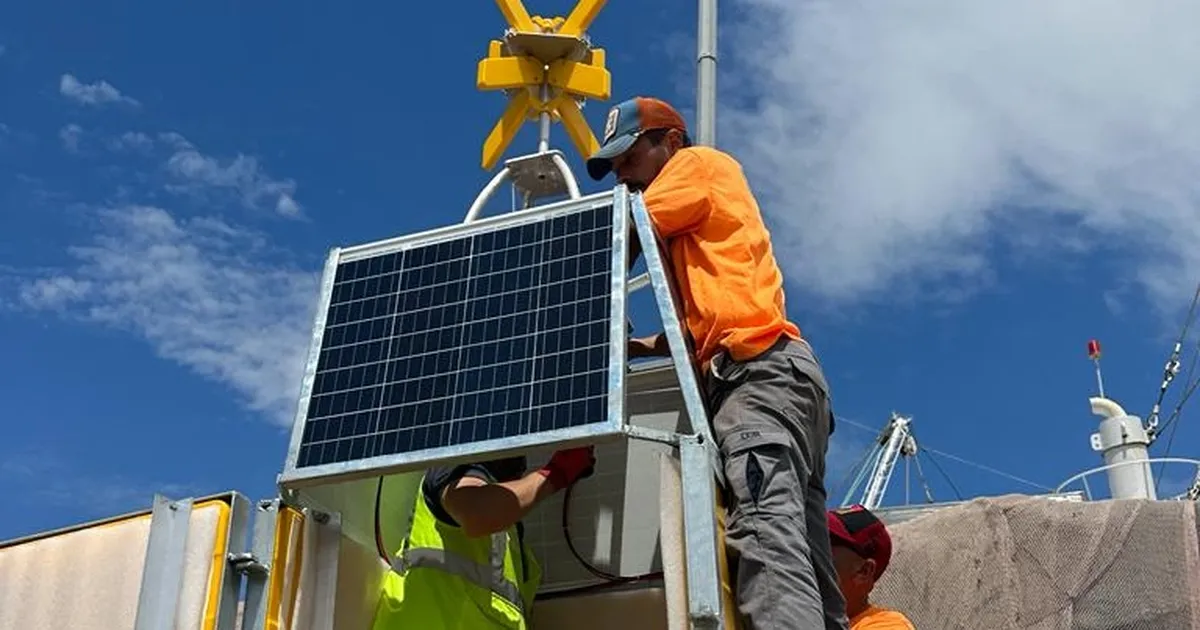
[477,0,612,171]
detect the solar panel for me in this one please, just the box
[283,195,626,480]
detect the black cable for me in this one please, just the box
[920,448,963,501]
[1146,283,1200,442]
[558,477,664,585]
[1154,366,1200,495]
[374,476,391,564]
[1154,334,1197,493]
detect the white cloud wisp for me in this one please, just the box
[159,132,304,218]
[724,0,1200,311]
[59,73,141,107]
[19,206,319,426]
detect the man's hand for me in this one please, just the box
[629,333,670,358]
[537,447,596,490]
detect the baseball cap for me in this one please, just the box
[586,96,689,181]
[828,505,892,580]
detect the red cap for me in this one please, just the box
[827,505,892,580]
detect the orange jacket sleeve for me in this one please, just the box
[641,149,713,238]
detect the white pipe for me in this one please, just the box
[549,153,581,199]
[1089,396,1127,419]
[464,167,510,223]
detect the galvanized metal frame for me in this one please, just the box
[134,494,194,630]
[215,492,254,630]
[307,510,343,630]
[627,193,720,456]
[679,435,727,629]
[627,191,727,628]
[242,498,281,630]
[278,189,629,490]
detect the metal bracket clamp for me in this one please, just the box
[229,551,270,577]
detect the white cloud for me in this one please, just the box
[108,131,154,152]
[162,134,304,218]
[58,123,82,153]
[59,73,140,107]
[724,0,1200,313]
[18,205,319,425]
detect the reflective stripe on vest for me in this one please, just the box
[391,531,525,614]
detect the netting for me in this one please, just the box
[872,495,1200,630]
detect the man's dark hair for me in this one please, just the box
[644,127,693,148]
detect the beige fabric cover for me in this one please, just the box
[873,495,1200,630]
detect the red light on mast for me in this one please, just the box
[1088,339,1102,360]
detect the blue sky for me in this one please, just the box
[3,0,1199,540]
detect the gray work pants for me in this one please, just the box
[705,337,850,630]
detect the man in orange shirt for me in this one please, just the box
[827,506,916,629]
[587,96,849,630]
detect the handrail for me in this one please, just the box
[1053,457,1200,499]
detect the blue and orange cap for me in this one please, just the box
[586,96,689,181]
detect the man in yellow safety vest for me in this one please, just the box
[372,448,595,629]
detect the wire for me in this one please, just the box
[559,477,664,585]
[1145,282,1200,439]
[374,476,391,565]
[911,454,935,504]
[919,448,964,501]
[1154,360,1200,494]
[920,445,1054,492]
[836,443,882,506]
[836,414,1053,492]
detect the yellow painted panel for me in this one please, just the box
[547,59,610,101]
[477,56,545,92]
[585,47,606,69]
[265,506,305,630]
[559,0,608,37]
[713,489,742,630]
[200,501,232,630]
[494,0,536,32]
[555,97,600,159]
[482,89,534,170]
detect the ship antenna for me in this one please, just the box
[1088,338,1105,398]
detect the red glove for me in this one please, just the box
[537,446,596,490]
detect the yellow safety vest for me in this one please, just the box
[372,478,542,630]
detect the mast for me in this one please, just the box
[861,413,918,509]
[696,0,718,146]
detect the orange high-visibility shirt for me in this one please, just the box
[641,145,801,365]
[851,605,917,630]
